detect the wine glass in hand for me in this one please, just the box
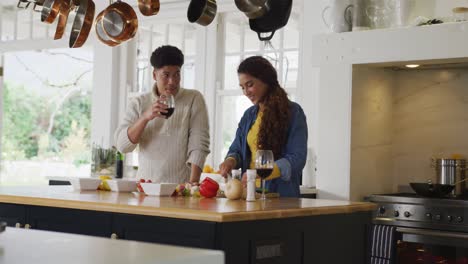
[159,94,175,119]
[159,94,175,135]
[255,150,274,200]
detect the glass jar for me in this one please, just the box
[453,7,468,22]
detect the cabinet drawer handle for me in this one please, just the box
[15,223,22,228]
[24,224,31,229]
[110,233,118,240]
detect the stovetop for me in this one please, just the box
[369,193,468,233]
[369,193,468,205]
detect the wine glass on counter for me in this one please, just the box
[255,150,274,200]
[159,94,175,136]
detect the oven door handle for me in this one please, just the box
[396,227,468,240]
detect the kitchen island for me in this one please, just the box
[0,186,375,264]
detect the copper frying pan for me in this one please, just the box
[54,0,73,40]
[41,0,63,24]
[138,0,160,16]
[69,0,95,48]
[94,10,121,47]
[102,0,138,42]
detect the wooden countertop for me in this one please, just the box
[0,227,224,264]
[0,186,376,222]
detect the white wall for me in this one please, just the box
[350,67,394,201]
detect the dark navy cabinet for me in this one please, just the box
[28,206,113,237]
[113,214,216,248]
[0,203,27,227]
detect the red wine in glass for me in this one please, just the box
[257,168,273,179]
[159,94,175,136]
[255,150,274,200]
[161,107,175,118]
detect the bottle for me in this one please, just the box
[115,151,124,179]
[246,169,256,202]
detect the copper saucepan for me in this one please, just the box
[54,0,73,40]
[41,0,63,24]
[102,0,138,43]
[69,0,95,48]
[138,0,160,16]
[95,10,121,47]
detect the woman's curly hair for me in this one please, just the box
[238,56,291,159]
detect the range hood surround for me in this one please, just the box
[311,22,468,201]
[351,65,468,201]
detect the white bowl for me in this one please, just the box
[140,183,178,196]
[107,179,137,192]
[70,178,101,191]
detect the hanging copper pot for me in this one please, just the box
[138,0,160,16]
[41,0,63,24]
[54,0,73,40]
[95,10,121,47]
[69,0,95,48]
[101,0,138,42]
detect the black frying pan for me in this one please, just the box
[249,0,291,41]
[410,182,455,198]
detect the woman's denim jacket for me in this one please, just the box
[226,101,308,197]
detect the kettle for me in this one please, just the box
[248,0,292,41]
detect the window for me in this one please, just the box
[132,21,197,96]
[1,4,52,41]
[214,11,301,166]
[1,48,93,185]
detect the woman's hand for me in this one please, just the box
[142,99,168,122]
[219,158,236,178]
[241,172,248,188]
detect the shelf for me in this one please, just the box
[311,22,468,66]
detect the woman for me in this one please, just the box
[219,56,308,197]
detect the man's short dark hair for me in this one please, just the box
[150,45,184,68]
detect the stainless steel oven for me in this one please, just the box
[369,193,468,264]
[396,227,468,263]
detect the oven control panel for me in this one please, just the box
[374,203,467,227]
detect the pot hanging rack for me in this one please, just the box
[29,0,291,48]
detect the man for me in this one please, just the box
[114,45,210,184]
